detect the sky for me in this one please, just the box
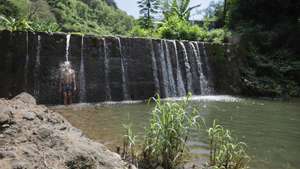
[114,0,217,20]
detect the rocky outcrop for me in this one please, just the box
[0,93,128,169]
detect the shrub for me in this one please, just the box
[157,15,202,41]
[30,21,61,33]
[122,123,138,166]
[129,25,155,38]
[0,16,32,31]
[141,94,199,169]
[205,120,250,169]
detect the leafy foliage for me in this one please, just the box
[0,16,32,31]
[122,123,138,166]
[205,120,250,169]
[157,15,202,41]
[141,94,198,169]
[168,0,201,20]
[0,0,134,35]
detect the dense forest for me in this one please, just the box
[0,0,134,35]
[0,0,299,97]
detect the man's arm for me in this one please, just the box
[59,72,63,93]
[72,71,77,91]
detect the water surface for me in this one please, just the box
[53,96,300,169]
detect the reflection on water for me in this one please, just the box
[52,96,300,169]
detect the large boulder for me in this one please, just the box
[0,94,128,169]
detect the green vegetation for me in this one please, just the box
[121,95,250,169]
[137,0,160,29]
[141,94,198,169]
[205,120,250,169]
[225,0,300,97]
[0,0,134,35]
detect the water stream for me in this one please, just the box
[117,37,130,100]
[65,34,71,62]
[179,42,193,93]
[79,35,87,102]
[173,40,186,96]
[103,38,112,100]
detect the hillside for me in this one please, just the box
[0,0,134,35]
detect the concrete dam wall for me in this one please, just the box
[0,31,241,104]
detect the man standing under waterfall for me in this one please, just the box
[59,61,76,105]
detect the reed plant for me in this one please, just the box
[141,94,199,169]
[206,120,250,169]
[122,123,138,167]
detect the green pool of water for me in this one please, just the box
[53,96,300,169]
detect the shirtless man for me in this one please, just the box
[59,61,76,105]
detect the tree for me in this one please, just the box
[137,0,160,28]
[165,0,201,21]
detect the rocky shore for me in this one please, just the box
[0,93,128,169]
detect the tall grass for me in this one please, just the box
[141,94,199,169]
[206,120,250,169]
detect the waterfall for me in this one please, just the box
[34,35,41,98]
[102,38,111,100]
[117,37,130,100]
[150,40,160,95]
[196,42,212,94]
[201,42,213,94]
[159,41,169,97]
[164,40,176,97]
[189,42,209,95]
[172,40,186,96]
[24,32,29,90]
[189,42,210,95]
[65,34,71,61]
[79,35,87,102]
[179,42,193,93]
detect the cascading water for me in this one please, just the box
[65,34,71,61]
[172,40,186,96]
[164,40,176,97]
[179,42,193,93]
[102,38,111,100]
[159,41,169,97]
[34,35,41,98]
[189,42,209,95]
[150,40,160,95]
[117,37,130,100]
[197,42,212,94]
[79,35,87,102]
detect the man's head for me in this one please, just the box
[64,61,71,69]
[61,61,72,71]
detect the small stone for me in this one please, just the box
[23,112,36,121]
[36,127,52,139]
[0,110,12,125]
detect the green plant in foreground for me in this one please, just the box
[122,123,138,166]
[206,120,250,169]
[142,94,199,169]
